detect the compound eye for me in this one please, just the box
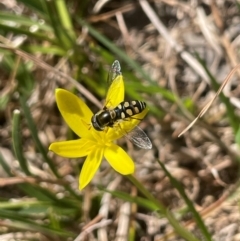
[91,115,103,131]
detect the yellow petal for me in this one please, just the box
[104,144,134,174]
[55,89,93,138]
[79,148,103,189]
[49,139,94,157]
[105,75,124,108]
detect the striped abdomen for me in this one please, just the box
[114,100,146,120]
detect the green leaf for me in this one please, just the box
[0,94,9,111]
[12,109,31,175]
[16,0,48,15]
[235,125,240,145]
[0,12,53,31]
[102,189,159,211]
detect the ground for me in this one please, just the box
[0,1,240,241]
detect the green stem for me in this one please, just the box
[54,0,76,40]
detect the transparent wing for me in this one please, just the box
[105,60,124,108]
[107,60,121,87]
[124,125,152,149]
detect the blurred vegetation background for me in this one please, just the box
[1,0,240,240]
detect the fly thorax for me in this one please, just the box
[92,110,113,130]
[109,109,116,119]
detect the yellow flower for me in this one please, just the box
[49,75,148,189]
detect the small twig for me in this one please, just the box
[116,12,132,54]
[196,7,222,56]
[115,202,131,241]
[74,219,112,241]
[0,176,68,187]
[98,176,122,240]
[92,0,111,13]
[178,64,240,136]
[89,2,137,23]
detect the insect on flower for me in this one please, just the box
[91,60,152,149]
[49,60,152,189]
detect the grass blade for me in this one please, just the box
[12,109,31,175]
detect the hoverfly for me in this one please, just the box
[91,60,152,149]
